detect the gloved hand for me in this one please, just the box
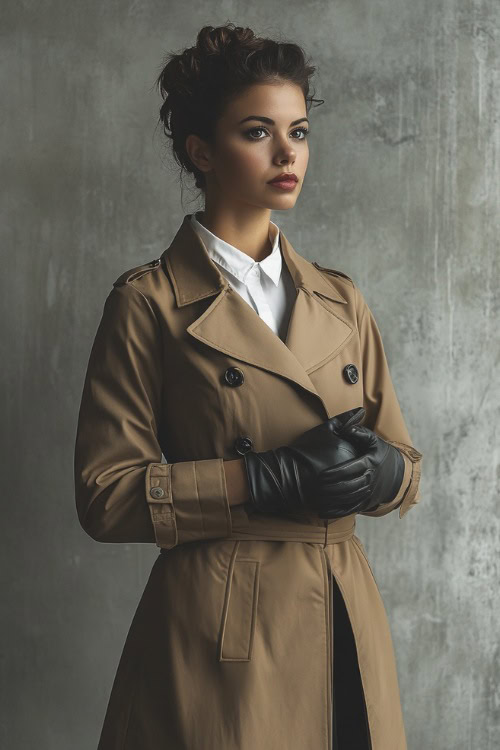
[242,407,367,515]
[314,418,406,519]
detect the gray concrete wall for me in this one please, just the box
[2,2,499,748]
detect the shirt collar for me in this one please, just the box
[190,211,282,286]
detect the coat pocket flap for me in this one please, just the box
[218,542,260,662]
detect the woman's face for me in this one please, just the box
[188,81,310,210]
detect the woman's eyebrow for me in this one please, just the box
[238,116,309,126]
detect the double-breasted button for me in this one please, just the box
[150,486,165,499]
[234,436,253,455]
[343,364,359,384]
[224,367,245,387]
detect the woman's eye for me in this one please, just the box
[293,127,310,139]
[245,127,267,139]
[244,127,310,140]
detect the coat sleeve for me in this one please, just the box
[353,283,423,519]
[73,282,232,548]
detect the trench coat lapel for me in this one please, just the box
[161,214,355,405]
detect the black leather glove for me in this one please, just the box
[242,408,367,515]
[314,418,406,519]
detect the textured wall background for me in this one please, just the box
[2,2,499,748]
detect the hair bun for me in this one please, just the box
[196,24,256,54]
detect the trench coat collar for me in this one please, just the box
[160,213,354,409]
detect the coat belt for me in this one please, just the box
[230,505,356,547]
[159,513,356,551]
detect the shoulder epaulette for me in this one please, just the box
[113,258,161,287]
[312,261,353,283]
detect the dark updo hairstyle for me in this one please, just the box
[153,22,324,194]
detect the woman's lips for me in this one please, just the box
[267,179,298,191]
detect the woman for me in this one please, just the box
[74,23,423,750]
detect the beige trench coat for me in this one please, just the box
[74,213,423,750]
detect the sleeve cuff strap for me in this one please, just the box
[387,440,423,519]
[146,458,232,549]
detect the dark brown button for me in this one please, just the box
[150,486,165,499]
[234,436,253,455]
[224,367,245,387]
[343,364,359,384]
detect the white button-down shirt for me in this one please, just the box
[190,211,297,342]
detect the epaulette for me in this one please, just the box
[113,258,161,287]
[312,261,353,283]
